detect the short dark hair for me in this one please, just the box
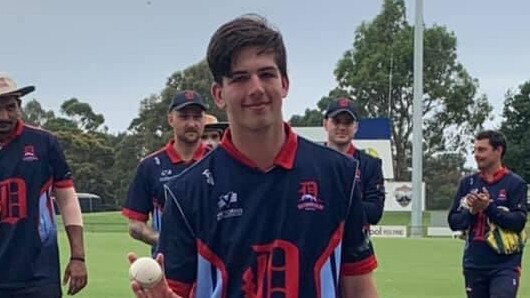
[206,14,288,84]
[475,130,507,157]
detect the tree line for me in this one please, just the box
[21,0,530,210]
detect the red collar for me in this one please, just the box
[0,120,24,147]
[479,167,509,184]
[164,140,208,164]
[220,123,298,170]
[346,143,356,156]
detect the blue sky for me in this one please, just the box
[2,0,529,133]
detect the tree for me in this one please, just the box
[290,0,492,180]
[424,152,466,210]
[500,79,530,182]
[22,99,55,127]
[61,98,106,132]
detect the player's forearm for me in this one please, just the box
[448,210,472,231]
[65,225,86,258]
[341,273,379,298]
[485,202,527,232]
[129,220,159,246]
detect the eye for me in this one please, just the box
[230,74,248,83]
[260,71,277,79]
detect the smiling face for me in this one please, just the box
[323,112,357,146]
[167,105,205,145]
[474,138,503,171]
[211,46,289,133]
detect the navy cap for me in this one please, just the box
[168,90,208,112]
[325,97,358,120]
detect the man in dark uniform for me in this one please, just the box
[122,90,210,253]
[448,130,527,298]
[130,15,379,298]
[324,97,386,225]
[0,74,87,297]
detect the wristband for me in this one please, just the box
[70,256,85,262]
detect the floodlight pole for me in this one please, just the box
[411,0,424,238]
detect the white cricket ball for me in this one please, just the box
[129,257,163,288]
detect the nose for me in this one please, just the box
[248,74,265,97]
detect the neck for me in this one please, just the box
[327,141,350,155]
[480,162,503,179]
[231,121,286,170]
[173,138,200,162]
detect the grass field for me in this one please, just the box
[56,212,529,297]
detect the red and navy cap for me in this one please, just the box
[325,97,358,120]
[168,90,208,112]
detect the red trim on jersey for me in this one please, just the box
[479,167,509,184]
[0,120,25,147]
[167,279,193,297]
[121,208,149,222]
[340,255,378,276]
[346,143,356,156]
[53,179,74,188]
[314,223,344,298]
[40,178,53,195]
[219,123,298,170]
[165,140,209,164]
[197,239,229,298]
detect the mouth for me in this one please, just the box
[242,101,271,110]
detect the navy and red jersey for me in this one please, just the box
[0,120,74,289]
[159,124,377,298]
[122,141,209,233]
[346,144,385,225]
[448,168,528,270]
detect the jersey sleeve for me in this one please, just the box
[362,157,385,225]
[341,161,378,276]
[48,134,74,189]
[485,178,528,232]
[447,178,473,231]
[122,161,153,222]
[159,182,197,297]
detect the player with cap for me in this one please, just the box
[324,97,385,225]
[0,74,87,297]
[201,114,228,148]
[122,90,210,253]
[129,15,379,298]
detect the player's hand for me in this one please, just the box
[465,193,479,214]
[63,258,88,295]
[128,253,181,298]
[475,187,491,211]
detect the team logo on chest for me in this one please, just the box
[217,191,243,221]
[22,145,38,162]
[297,181,324,211]
[497,189,507,201]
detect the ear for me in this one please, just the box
[280,75,290,98]
[352,121,359,135]
[322,118,329,131]
[167,112,174,127]
[211,82,226,110]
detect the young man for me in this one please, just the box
[130,15,378,298]
[324,97,385,225]
[0,74,87,297]
[448,130,527,298]
[201,114,228,148]
[122,90,209,252]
